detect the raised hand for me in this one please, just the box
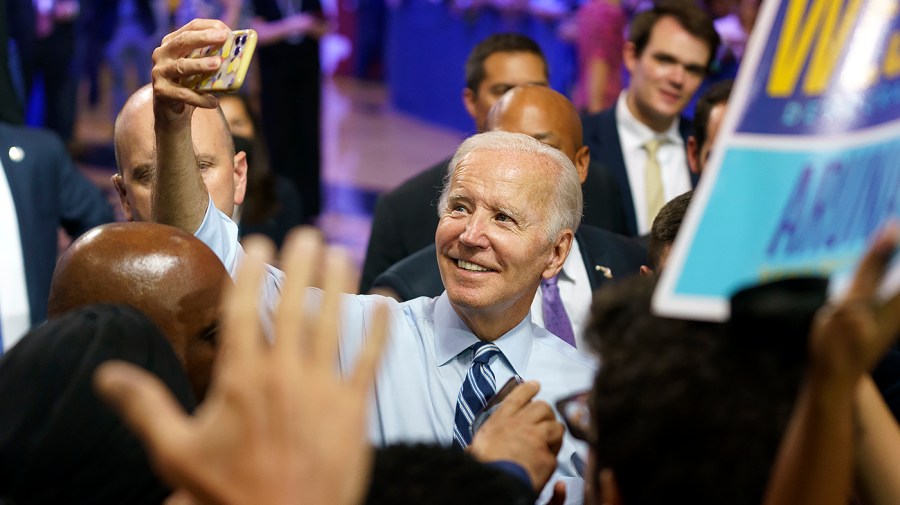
[151,19,230,122]
[95,229,389,505]
[468,381,564,492]
[809,222,900,381]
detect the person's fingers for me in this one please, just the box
[218,237,273,371]
[154,54,222,80]
[274,228,321,357]
[546,481,567,505]
[161,18,230,45]
[151,79,219,110]
[848,222,899,301]
[350,302,390,392]
[312,248,352,365]
[543,419,565,455]
[491,380,540,419]
[163,489,199,505]
[158,27,230,59]
[94,361,193,474]
[517,398,558,425]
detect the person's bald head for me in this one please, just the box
[48,222,230,399]
[486,85,590,184]
[112,85,247,222]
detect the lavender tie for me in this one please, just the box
[541,274,576,347]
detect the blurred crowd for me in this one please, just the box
[3,1,899,505]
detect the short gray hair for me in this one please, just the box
[437,131,583,242]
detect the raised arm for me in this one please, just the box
[854,375,900,505]
[150,19,228,233]
[95,229,389,505]
[762,224,900,505]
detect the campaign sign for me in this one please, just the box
[654,0,900,321]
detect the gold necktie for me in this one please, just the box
[644,138,665,229]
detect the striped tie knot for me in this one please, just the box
[471,341,500,365]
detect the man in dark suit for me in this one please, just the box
[582,0,719,237]
[361,33,627,293]
[0,122,113,351]
[372,86,646,348]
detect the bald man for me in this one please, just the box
[47,222,229,399]
[371,86,646,348]
[112,84,247,227]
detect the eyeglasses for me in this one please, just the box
[556,390,592,443]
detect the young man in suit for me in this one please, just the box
[582,0,719,237]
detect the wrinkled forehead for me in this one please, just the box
[451,149,556,202]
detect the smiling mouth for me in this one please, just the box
[660,89,680,102]
[456,259,493,272]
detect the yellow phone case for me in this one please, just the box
[184,29,258,93]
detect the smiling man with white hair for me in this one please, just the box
[146,19,594,503]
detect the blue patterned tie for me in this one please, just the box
[541,274,576,347]
[452,341,501,448]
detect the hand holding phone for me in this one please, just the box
[467,380,564,493]
[182,29,258,93]
[472,376,524,435]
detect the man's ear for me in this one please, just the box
[599,468,624,505]
[232,150,248,206]
[463,87,478,121]
[687,135,701,174]
[542,230,574,280]
[640,265,654,277]
[623,41,638,74]
[111,173,134,222]
[575,145,590,184]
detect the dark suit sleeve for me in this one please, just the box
[360,192,406,293]
[370,244,444,300]
[371,270,415,300]
[53,137,114,238]
[360,160,448,293]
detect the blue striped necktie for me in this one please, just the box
[452,341,501,449]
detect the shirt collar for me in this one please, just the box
[557,235,583,283]
[616,91,684,150]
[434,292,533,375]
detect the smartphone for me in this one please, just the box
[471,376,524,435]
[184,29,258,93]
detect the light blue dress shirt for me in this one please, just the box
[194,198,284,307]
[196,202,596,503]
[334,291,596,503]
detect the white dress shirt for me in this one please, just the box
[530,241,592,348]
[0,159,30,352]
[615,92,692,234]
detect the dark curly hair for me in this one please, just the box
[584,276,803,505]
